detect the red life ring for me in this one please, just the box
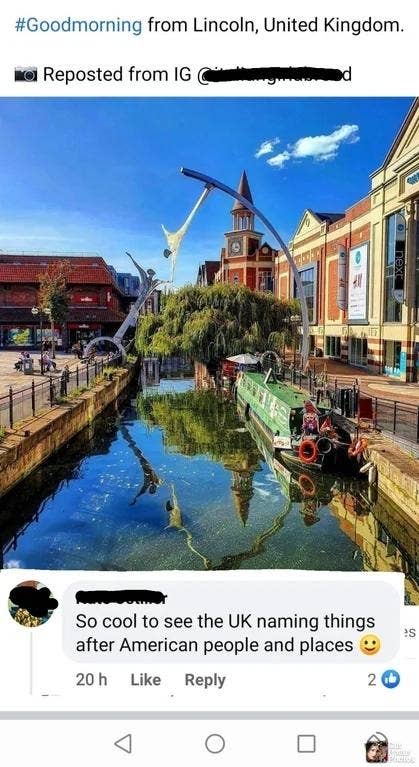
[299,439,319,464]
[298,474,316,497]
[348,437,368,458]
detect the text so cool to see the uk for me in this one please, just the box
[63,577,401,663]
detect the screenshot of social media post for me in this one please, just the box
[0,0,417,763]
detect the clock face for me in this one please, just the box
[230,238,242,255]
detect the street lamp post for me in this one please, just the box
[290,314,301,371]
[31,306,43,375]
[44,306,53,357]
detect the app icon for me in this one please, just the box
[365,732,388,763]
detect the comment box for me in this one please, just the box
[63,571,402,664]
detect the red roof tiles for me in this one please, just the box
[0,264,114,285]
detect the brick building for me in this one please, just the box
[0,254,128,349]
[275,201,370,364]
[215,171,276,292]
[196,261,220,287]
[275,97,419,381]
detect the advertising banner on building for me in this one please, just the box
[348,243,369,322]
[337,246,347,310]
[393,213,406,304]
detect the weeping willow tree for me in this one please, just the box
[136,283,299,363]
[136,388,261,472]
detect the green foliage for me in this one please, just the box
[69,386,88,398]
[136,388,261,471]
[0,425,6,442]
[136,283,300,363]
[39,261,72,324]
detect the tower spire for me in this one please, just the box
[232,170,253,210]
[231,170,255,231]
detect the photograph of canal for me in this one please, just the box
[0,97,418,607]
[0,377,418,604]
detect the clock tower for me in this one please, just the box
[220,171,275,292]
[225,170,262,259]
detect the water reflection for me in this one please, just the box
[0,380,418,603]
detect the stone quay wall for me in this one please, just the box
[0,367,133,499]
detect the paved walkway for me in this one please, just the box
[0,350,79,397]
[299,356,419,405]
[1,350,419,405]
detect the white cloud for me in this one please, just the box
[254,137,280,158]
[293,125,359,160]
[267,151,291,168]
[264,124,359,170]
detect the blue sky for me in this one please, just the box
[0,97,412,284]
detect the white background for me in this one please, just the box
[1,569,417,712]
[0,0,416,96]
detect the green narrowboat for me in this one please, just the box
[236,371,359,474]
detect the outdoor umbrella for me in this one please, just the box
[226,354,260,365]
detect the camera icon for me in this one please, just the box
[14,66,37,82]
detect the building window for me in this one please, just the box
[384,340,402,377]
[259,271,273,292]
[384,211,404,322]
[349,337,367,367]
[248,238,259,255]
[325,336,341,358]
[5,327,34,346]
[233,273,239,285]
[294,265,316,323]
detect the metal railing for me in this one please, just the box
[279,363,358,410]
[275,363,419,444]
[0,354,123,430]
[370,396,419,445]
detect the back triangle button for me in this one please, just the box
[114,733,132,754]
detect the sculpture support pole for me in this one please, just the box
[181,167,310,369]
[83,254,168,361]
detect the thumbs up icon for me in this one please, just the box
[381,670,400,689]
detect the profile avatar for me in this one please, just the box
[8,580,58,628]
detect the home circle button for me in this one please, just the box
[205,734,226,754]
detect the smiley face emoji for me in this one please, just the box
[360,634,381,656]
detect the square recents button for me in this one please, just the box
[297,735,316,753]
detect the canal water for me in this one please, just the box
[1,378,418,604]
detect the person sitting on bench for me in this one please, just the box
[42,352,56,372]
[14,351,26,371]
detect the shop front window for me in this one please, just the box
[5,327,33,346]
[294,265,316,323]
[349,337,367,367]
[384,341,402,377]
[384,211,404,322]
[35,328,62,346]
